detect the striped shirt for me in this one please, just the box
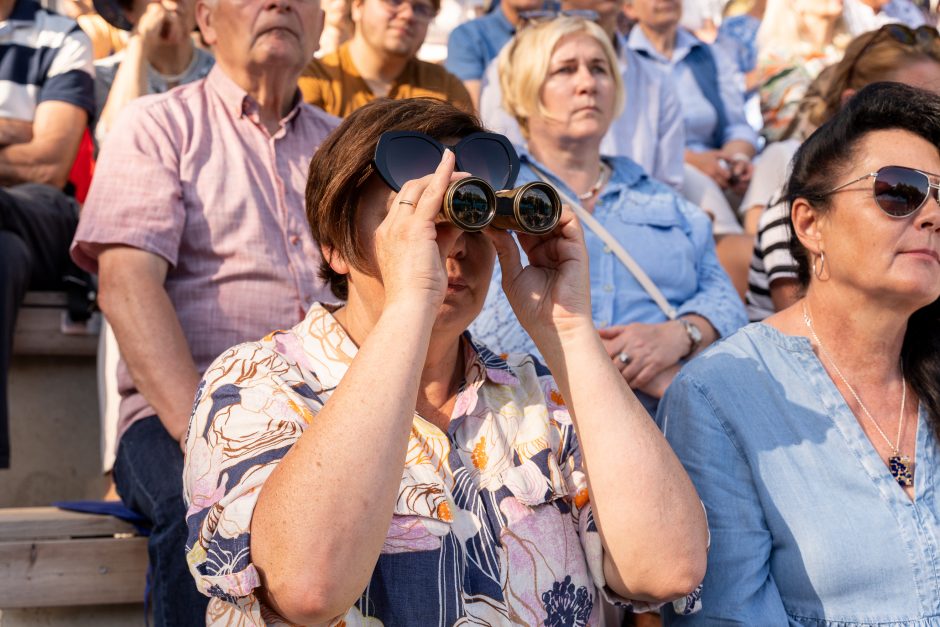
[0,0,94,122]
[745,200,798,321]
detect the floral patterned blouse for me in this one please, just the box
[183,304,700,625]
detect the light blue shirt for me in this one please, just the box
[478,42,686,191]
[627,27,758,153]
[444,7,514,81]
[657,323,940,625]
[471,153,746,363]
[842,0,926,36]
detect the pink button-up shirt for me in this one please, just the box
[72,66,340,442]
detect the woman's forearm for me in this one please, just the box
[251,302,438,624]
[541,323,708,602]
[96,36,149,142]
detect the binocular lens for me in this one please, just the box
[516,186,556,233]
[443,178,496,231]
[442,177,560,234]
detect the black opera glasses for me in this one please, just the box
[374,130,562,235]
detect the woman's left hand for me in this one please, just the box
[598,321,689,391]
[486,206,593,346]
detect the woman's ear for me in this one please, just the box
[321,244,349,276]
[791,197,826,257]
[349,0,364,25]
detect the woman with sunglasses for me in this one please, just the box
[658,82,940,624]
[181,97,707,625]
[472,16,746,411]
[745,23,940,321]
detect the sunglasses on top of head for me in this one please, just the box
[844,24,940,85]
[373,131,562,235]
[826,165,940,218]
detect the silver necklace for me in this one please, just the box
[577,161,609,201]
[802,302,913,487]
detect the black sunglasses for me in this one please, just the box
[826,165,940,218]
[844,24,940,87]
[373,131,520,193]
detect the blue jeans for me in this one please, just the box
[113,415,209,626]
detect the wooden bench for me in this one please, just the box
[12,292,99,357]
[0,507,147,608]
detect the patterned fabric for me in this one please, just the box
[71,66,340,445]
[715,14,760,74]
[183,303,701,625]
[842,0,926,36]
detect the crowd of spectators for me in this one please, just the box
[1,0,939,624]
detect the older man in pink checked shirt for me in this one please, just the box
[70,0,338,621]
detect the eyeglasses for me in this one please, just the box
[377,0,435,20]
[844,24,940,87]
[826,165,940,218]
[373,131,520,192]
[518,8,600,26]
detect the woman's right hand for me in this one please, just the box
[372,149,466,311]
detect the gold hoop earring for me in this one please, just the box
[813,251,827,280]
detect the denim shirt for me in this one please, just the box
[471,154,746,362]
[444,7,514,81]
[657,323,940,625]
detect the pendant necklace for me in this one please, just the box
[803,302,913,487]
[577,161,610,201]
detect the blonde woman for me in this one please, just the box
[472,17,746,411]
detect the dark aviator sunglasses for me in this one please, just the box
[826,165,940,218]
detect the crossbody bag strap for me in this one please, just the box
[528,163,678,320]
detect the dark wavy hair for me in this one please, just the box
[305,98,485,300]
[783,81,940,434]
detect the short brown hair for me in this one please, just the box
[306,98,485,300]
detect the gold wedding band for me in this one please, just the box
[398,199,417,207]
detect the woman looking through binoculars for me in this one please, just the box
[473,16,746,411]
[180,97,707,625]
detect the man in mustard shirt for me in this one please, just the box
[299,0,473,116]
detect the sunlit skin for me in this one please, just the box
[794,0,844,18]
[354,0,434,59]
[527,33,617,146]
[807,129,940,308]
[624,0,680,32]
[337,173,498,339]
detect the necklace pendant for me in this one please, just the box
[889,455,914,487]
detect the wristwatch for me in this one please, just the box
[678,318,702,358]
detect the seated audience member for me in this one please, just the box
[473,17,746,413]
[0,0,94,470]
[658,82,940,625]
[93,0,213,143]
[755,0,848,143]
[317,0,353,57]
[479,1,686,193]
[624,0,759,211]
[843,0,927,34]
[746,24,940,321]
[69,0,339,621]
[183,96,708,626]
[299,0,472,117]
[445,0,541,107]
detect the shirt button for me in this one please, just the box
[599,320,608,327]
[603,245,611,254]
[289,234,300,246]
[603,284,613,292]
